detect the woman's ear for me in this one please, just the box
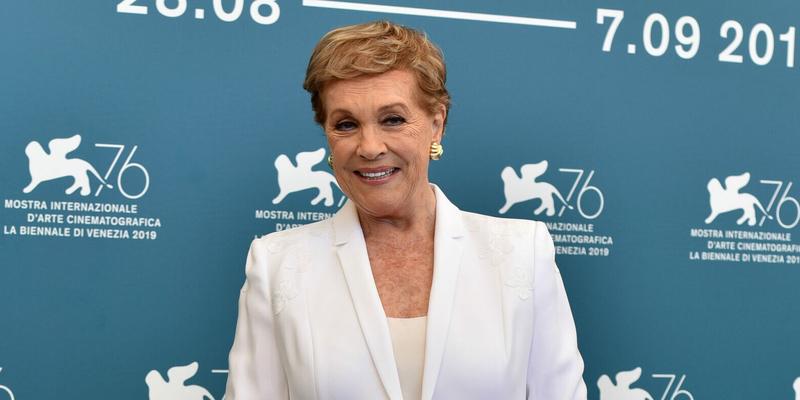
[431,103,447,142]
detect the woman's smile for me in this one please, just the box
[354,166,400,184]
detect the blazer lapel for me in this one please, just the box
[421,186,466,400]
[332,201,403,400]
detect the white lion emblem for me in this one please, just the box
[272,148,344,207]
[499,160,571,216]
[597,367,654,400]
[705,172,771,226]
[145,362,214,400]
[22,134,112,196]
[793,377,799,400]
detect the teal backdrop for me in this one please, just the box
[1,1,799,399]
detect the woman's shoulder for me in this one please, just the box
[459,210,547,237]
[242,219,335,288]
[249,218,334,255]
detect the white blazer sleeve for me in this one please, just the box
[526,222,588,400]
[225,239,290,400]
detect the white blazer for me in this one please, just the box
[225,186,587,400]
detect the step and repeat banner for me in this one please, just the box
[1,1,798,399]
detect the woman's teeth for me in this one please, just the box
[358,168,396,179]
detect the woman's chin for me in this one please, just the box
[352,195,409,219]
[345,177,431,219]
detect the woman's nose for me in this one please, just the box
[356,126,387,160]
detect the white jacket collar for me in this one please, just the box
[330,184,466,400]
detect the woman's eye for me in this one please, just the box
[383,115,406,126]
[334,121,357,131]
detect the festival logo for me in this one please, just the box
[597,367,652,400]
[23,135,113,197]
[498,160,613,257]
[145,362,214,400]
[0,367,15,400]
[597,367,693,400]
[3,134,162,241]
[21,134,150,200]
[499,161,572,217]
[255,147,345,233]
[689,171,800,265]
[705,173,772,226]
[272,148,344,207]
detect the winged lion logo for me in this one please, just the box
[22,134,112,196]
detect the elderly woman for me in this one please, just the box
[225,20,587,400]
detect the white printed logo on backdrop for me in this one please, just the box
[499,160,613,257]
[794,377,800,400]
[597,367,651,400]
[0,367,15,400]
[23,135,114,196]
[3,134,162,241]
[704,173,771,226]
[689,171,799,265]
[272,148,344,208]
[598,367,693,400]
[145,362,221,400]
[255,148,345,233]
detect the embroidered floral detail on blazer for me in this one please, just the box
[270,241,312,315]
[477,224,515,268]
[272,278,298,315]
[504,265,533,300]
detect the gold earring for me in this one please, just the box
[327,154,333,168]
[430,142,443,160]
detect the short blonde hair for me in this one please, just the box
[303,20,450,127]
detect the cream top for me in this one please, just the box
[386,316,427,400]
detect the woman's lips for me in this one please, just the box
[354,167,399,183]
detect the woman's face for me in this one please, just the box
[321,69,445,218]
